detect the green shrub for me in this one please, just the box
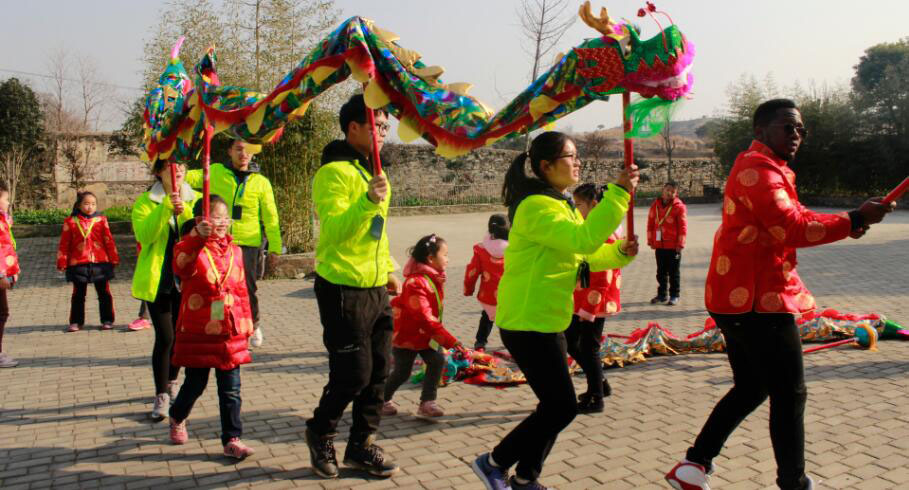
[103,205,132,222]
[13,206,133,225]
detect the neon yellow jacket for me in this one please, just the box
[496,185,634,333]
[131,183,200,301]
[185,163,282,253]
[313,156,394,288]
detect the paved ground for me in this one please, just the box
[1,204,908,489]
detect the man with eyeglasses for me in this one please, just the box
[665,98,896,490]
[185,139,282,348]
[304,93,401,479]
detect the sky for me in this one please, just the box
[2,0,908,134]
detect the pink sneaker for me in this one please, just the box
[101,322,114,330]
[128,318,151,331]
[416,400,444,418]
[223,438,254,460]
[665,460,711,490]
[170,419,188,445]
[381,401,398,416]
[66,324,81,333]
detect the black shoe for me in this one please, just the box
[602,378,612,398]
[650,296,667,304]
[305,428,339,479]
[577,393,604,414]
[343,434,399,477]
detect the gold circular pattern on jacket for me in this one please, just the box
[392,307,401,319]
[606,301,618,313]
[782,261,793,281]
[805,222,826,242]
[232,267,243,282]
[587,290,602,305]
[737,225,758,244]
[224,293,234,306]
[729,287,750,307]
[737,168,759,187]
[6,256,15,266]
[795,292,816,310]
[724,197,736,215]
[204,320,222,335]
[408,295,421,310]
[615,275,622,289]
[715,255,731,275]
[773,189,792,209]
[760,292,783,311]
[605,270,614,284]
[482,271,491,281]
[769,226,787,242]
[176,252,192,269]
[206,270,218,284]
[187,294,204,311]
[740,195,754,210]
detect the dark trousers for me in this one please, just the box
[170,367,242,446]
[492,329,577,481]
[384,347,445,402]
[474,310,494,348]
[240,246,260,324]
[148,290,181,395]
[564,315,606,397]
[69,280,115,325]
[0,289,8,351]
[655,248,681,298]
[686,311,809,490]
[307,274,393,442]
[138,300,148,319]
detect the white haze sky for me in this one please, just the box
[2,0,907,134]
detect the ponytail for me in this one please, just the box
[501,131,574,210]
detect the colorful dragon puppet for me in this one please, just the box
[142,1,694,162]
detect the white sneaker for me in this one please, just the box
[151,393,169,422]
[250,326,264,348]
[665,459,711,490]
[0,352,19,368]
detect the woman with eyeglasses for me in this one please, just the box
[131,158,200,421]
[471,131,639,490]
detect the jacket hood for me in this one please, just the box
[508,185,572,223]
[321,139,370,169]
[480,235,508,258]
[402,257,446,285]
[149,181,196,204]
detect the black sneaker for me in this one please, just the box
[305,428,339,479]
[343,434,399,477]
[577,393,604,414]
[650,296,667,304]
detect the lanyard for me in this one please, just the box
[656,202,674,227]
[75,218,97,239]
[352,161,371,184]
[422,274,443,321]
[202,246,235,291]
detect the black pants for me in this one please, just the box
[240,246,260,324]
[385,347,445,402]
[655,249,681,298]
[0,289,8,351]
[686,312,809,490]
[148,289,181,395]
[307,274,393,442]
[564,315,606,397]
[138,300,148,319]
[69,280,115,325]
[474,310,494,348]
[492,329,577,481]
[170,366,242,445]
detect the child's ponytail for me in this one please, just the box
[408,234,447,264]
[487,213,510,241]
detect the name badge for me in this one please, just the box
[655,230,662,241]
[369,215,385,240]
[211,296,226,321]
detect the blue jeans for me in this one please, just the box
[170,366,242,445]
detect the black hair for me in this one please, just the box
[408,234,446,264]
[192,194,228,218]
[151,157,185,180]
[501,131,574,208]
[487,214,509,240]
[572,183,604,204]
[753,99,797,129]
[339,93,389,136]
[663,181,678,189]
[71,191,97,216]
[0,182,8,194]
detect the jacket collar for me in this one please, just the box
[508,184,573,223]
[321,139,372,174]
[402,258,446,286]
[749,140,789,168]
[149,181,196,204]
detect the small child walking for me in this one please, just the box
[382,234,467,419]
[0,184,20,368]
[167,195,255,460]
[57,192,120,332]
[463,214,509,351]
[565,183,623,413]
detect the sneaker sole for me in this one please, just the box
[665,474,711,490]
[413,412,443,422]
[343,459,399,477]
[470,458,502,490]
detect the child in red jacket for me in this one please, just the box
[647,182,687,306]
[565,183,622,413]
[382,234,467,419]
[57,192,120,332]
[0,184,20,368]
[463,214,509,351]
[167,195,255,460]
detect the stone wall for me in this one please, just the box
[52,133,151,209]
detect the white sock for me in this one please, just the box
[514,476,530,485]
[487,454,502,468]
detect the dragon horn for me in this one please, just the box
[578,1,615,37]
[171,36,186,61]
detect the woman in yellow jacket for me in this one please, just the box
[131,158,199,421]
[471,131,639,490]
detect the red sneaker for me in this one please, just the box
[66,324,81,333]
[381,401,398,416]
[665,460,711,490]
[223,438,254,460]
[416,400,444,418]
[169,419,188,445]
[128,318,151,331]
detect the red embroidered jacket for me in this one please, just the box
[647,196,687,250]
[0,213,18,276]
[391,259,459,351]
[463,236,507,307]
[171,232,253,370]
[56,215,120,269]
[705,140,852,314]
[574,234,622,320]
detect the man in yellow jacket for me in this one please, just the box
[304,94,401,480]
[185,140,281,347]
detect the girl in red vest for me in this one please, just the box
[167,195,255,460]
[565,183,622,413]
[382,234,467,419]
[57,192,120,332]
[0,184,20,368]
[463,214,509,351]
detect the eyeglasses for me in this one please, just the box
[210,217,232,226]
[770,123,807,138]
[556,153,582,165]
[372,122,391,134]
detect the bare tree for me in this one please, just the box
[76,55,106,131]
[578,124,610,179]
[661,123,678,182]
[1,144,31,207]
[45,46,70,133]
